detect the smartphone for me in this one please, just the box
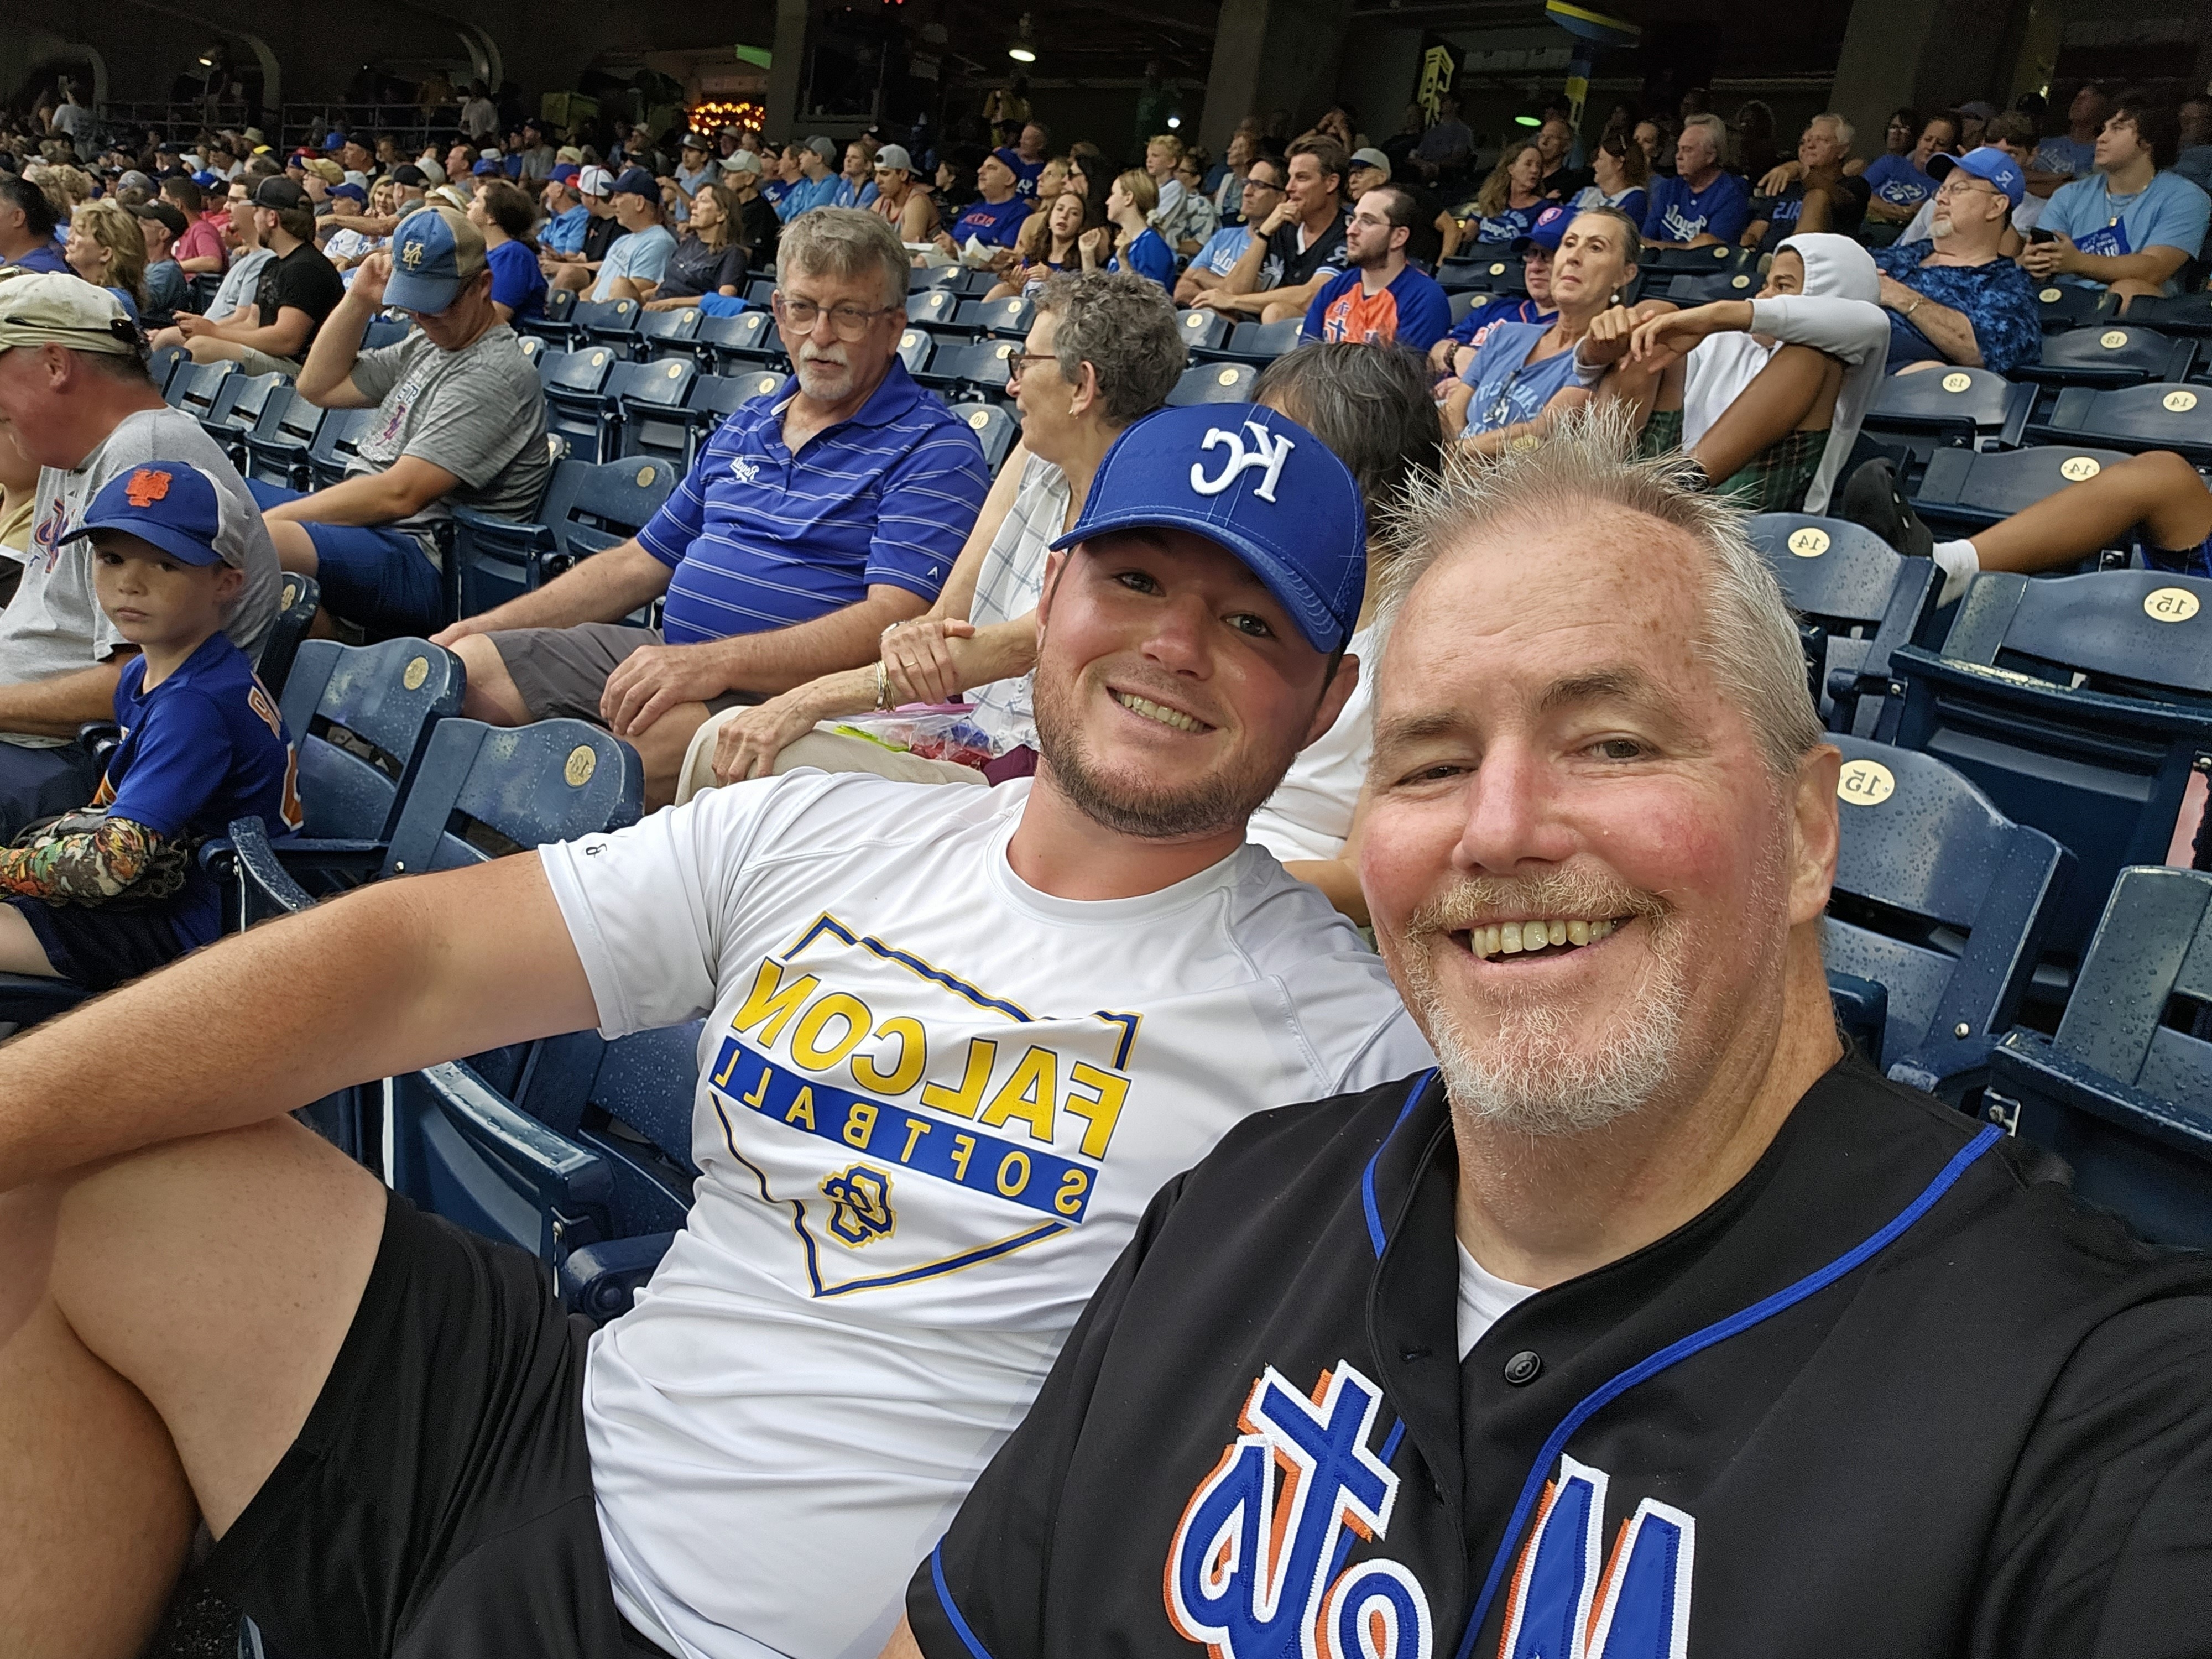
[2027,227,2058,244]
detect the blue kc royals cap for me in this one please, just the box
[384,206,489,314]
[1050,403,1365,653]
[63,461,235,567]
[1927,145,2026,207]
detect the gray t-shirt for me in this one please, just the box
[346,325,552,556]
[2,406,281,745]
[208,247,275,322]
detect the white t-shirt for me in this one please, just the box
[1247,622,1376,864]
[540,772,1431,1659]
[1456,1240,1540,1358]
[963,452,1068,751]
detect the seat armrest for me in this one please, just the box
[557,1232,676,1322]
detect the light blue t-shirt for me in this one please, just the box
[2030,135,2096,181]
[1863,153,1938,210]
[1190,224,1253,277]
[592,223,678,301]
[1458,321,1579,436]
[2041,170,2212,296]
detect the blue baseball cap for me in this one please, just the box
[1515,203,1572,253]
[62,461,233,567]
[610,165,659,200]
[327,182,367,205]
[1928,145,2025,207]
[473,157,502,176]
[383,206,489,314]
[323,130,346,150]
[1050,404,1365,653]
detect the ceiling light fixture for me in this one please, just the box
[1008,13,1037,62]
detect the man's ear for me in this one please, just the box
[1787,742,1841,928]
[1034,546,1071,644]
[1301,652,1360,750]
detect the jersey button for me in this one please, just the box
[1503,1349,1543,1386]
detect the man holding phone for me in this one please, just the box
[2022,88,2210,302]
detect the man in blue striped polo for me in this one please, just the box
[437,208,989,807]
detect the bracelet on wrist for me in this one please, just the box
[874,660,891,711]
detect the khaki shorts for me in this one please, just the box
[675,714,987,805]
[487,623,756,727]
[235,346,305,379]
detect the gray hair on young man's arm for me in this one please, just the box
[1371,404,1824,779]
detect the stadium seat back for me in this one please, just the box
[1168,361,1261,406]
[2032,383,2212,465]
[305,405,377,492]
[1822,736,2072,1096]
[539,346,620,453]
[361,317,412,351]
[1178,309,1232,354]
[613,358,699,467]
[1862,367,2032,451]
[745,275,779,306]
[1910,444,2135,530]
[1884,570,2212,958]
[961,295,1034,337]
[574,298,641,350]
[1988,867,2212,1246]
[1224,318,1303,363]
[896,327,934,374]
[681,374,754,467]
[956,403,1019,473]
[202,373,289,463]
[1747,513,1939,732]
[255,572,321,698]
[381,717,643,877]
[516,334,546,367]
[697,310,778,370]
[545,457,681,567]
[148,342,187,394]
[167,359,237,423]
[2031,282,2111,333]
[2015,325,2193,387]
[243,385,319,489]
[1666,269,1760,305]
[638,308,703,360]
[277,637,466,841]
[515,286,577,345]
[1640,242,1756,278]
[2120,290,2212,338]
[906,288,963,331]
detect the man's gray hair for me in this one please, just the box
[1374,406,1824,778]
[1808,111,1856,152]
[1032,270,1186,426]
[776,207,909,309]
[1681,113,1729,155]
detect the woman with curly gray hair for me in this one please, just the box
[680,268,1186,793]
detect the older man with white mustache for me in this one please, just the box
[434,208,990,807]
[889,409,2212,1659]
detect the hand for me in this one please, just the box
[1078,226,1112,266]
[880,617,975,707]
[711,693,822,784]
[1627,300,1748,365]
[429,617,487,649]
[932,232,957,255]
[351,250,392,310]
[598,641,734,737]
[1578,304,1644,367]
[1258,198,1296,236]
[1756,160,1803,195]
[1875,273,1919,312]
[2017,233,2074,278]
[643,297,677,312]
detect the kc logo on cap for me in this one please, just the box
[1191,421,1295,504]
[124,467,173,508]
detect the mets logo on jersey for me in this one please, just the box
[1166,1366,1697,1659]
[1166,1363,1433,1659]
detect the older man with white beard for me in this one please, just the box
[434,209,989,806]
[889,411,2212,1659]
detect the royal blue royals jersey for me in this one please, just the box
[910,1060,2212,1659]
[96,632,301,946]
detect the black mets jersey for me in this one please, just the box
[909,1058,2212,1659]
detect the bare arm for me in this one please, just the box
[176,253,225,274]
[0,658,131,739]
[0,854,597,1191]
[260,456,459,528]
[208,305,317,359]
[1880,273,1981,367]
[433,538,674,643]
[294,280,379,407]
[2020,233,2188,291]
[878,1617,924,1659]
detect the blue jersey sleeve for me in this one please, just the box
[1705,174,1751,243]
[101,690,235,840]
[1640,179,1676,241]
[863,421,992,602]
[1395,276,1454,353]
[637,416,727,568]
[1302,270,1352,341]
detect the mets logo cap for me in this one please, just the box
[1050,403,1365,654]
[385,207,490,314]
[63,462,233,567]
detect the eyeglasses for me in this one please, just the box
[1006,349,1057,382]
[772,293,899,338]
[1933,178,1996,200]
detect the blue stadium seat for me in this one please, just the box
[257,571,321,697]
[906,286,966,334]
[1987,866,2212,1246]
[681,374,753,468]
[1860,367,2033,463]
[611,357,699,467]
[361,317,413,351]
[200,372,291,470]
[1168,361,1260,405]
[515,333,546,368]
[1823,737,2072,1101]
[917,337,1020,401]
[2122,291,2212,340]
[538,345,621,456]
[573,297,643,356]
[243,386,324,491]
[953,402,1020,473]
[1880,570,2212,973]
[1220,318,1303,365]
[1177,308,1233,356]
[148,342,187,394]
[2031,282,2111,333]
[958,295,1034,338]
[2014,325,2194,389]
[1436,244,1519,292]
[2028,383,2212,465]
[165,359,237,424]
[1909,443,2136,532]
[744,275,779,307]
[1746,513,1940,733]
[304,405,376,492]
[637,307,704,362]
[1640,242,1757,278]
[387,1020,702,1317]
[1666,269,1761,305]
[536,455,680,587]
[515,286,577,346]
[895,326,935,375]
[697,310,780,373]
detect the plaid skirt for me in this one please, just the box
[1637,411,1828,513]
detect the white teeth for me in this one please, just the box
[1465,916,1624,959]
[1113,691,1204,733]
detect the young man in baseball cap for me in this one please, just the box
[0,460,300,990]
[248,206,550,638]
[0,403,1430,1659]
[547,164,627,294]
[0,274,281,837]
[168,176,345,378]
[890,414,2212,1659]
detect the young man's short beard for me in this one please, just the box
[1029,658,1305,842]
